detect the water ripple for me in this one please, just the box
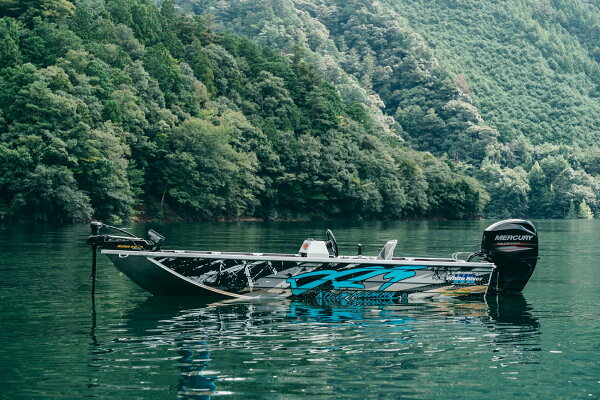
[1,221,600,399]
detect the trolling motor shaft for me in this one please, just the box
[88,221,104,282]
[87,221,104,296]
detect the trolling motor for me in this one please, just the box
[87,222,164,251]
[87,222,165,282]
[474,219,539,293]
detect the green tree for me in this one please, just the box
[528,161,551,218]
[163,118,262,219]
[20,17,82,66]
[480,162,530,218]
[186,39,215,94]
[143,43,183,106]
[551,168,599,218]
[0,0,74,19]
[71,122,135,221]
[578,199,594,219]
[8,164,92,222]
[566,199,577,219]
[0,0,538,222]
[0,17,21,68]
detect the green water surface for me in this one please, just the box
[0,220,598,399]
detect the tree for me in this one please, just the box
[0,17,21,68]
[163,118,262,219]
[71,122,135,221]
[186,39,215,94]
[566,199,577,219]
[480,161,530,218]
[578,200,594,219]
[0,0,536,222]
[551,168,599,218]
[20,17,82,67]
[0,0,74,20]
[143,43,183,106]
[528,161,551,218]
[8,164,92,222]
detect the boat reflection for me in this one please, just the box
[487,294,539,327]
[116,295,540,398]
[176,343,216,399]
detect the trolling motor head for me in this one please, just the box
[87,221,105,248]
[90,221,103,236]
[481,219,538,293]
[87,222,165,252]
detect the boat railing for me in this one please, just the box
[451,252,473,262]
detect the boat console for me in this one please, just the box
[298,239,330,258]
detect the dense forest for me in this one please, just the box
[0,0,489,222]
[0,0,598,223]
[179,0,600,220]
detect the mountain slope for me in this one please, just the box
[179,0,501,164]
[178,0,600,219]
[0,0,488,222]
[387,0,600,145]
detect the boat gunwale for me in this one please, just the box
[100,249,496,268]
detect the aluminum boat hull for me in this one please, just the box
[104,250,498,300]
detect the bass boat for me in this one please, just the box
[87,220,538,302]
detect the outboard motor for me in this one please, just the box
[481,219,538,293]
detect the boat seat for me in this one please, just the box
[377,240,397,260]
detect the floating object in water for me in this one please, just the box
[87,220,538,301]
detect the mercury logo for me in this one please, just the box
[495,235,533,241]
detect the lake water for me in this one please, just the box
[0,220,598,399]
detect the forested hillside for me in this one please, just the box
[0,0,490,223]
[391,0,600,144]
[179,0,600,220]
[2,0,599,223]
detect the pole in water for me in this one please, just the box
[91,243,97,281]
[88,221,103,286]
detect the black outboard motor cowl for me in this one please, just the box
[481,219,538,293]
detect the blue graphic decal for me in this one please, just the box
[316,290,397,303]
[286,266,425,295]
[287,302,418,326]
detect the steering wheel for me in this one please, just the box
[325,229,339,257]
